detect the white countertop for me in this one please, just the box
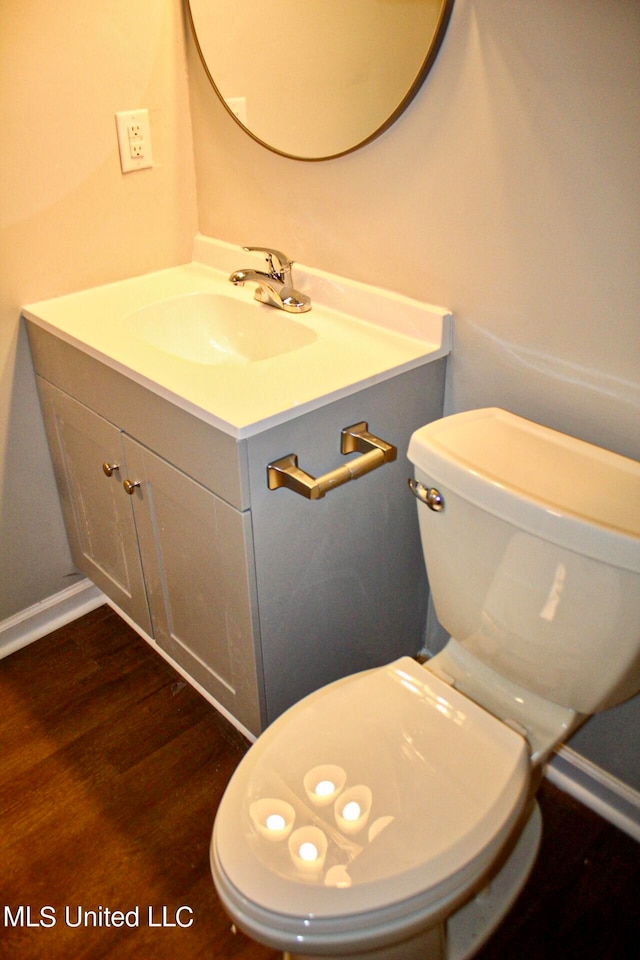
[23,236,451,439]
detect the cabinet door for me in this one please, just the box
[122,437,263,735]
[37,379,152,634]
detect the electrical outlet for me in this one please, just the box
[115,109,153,173]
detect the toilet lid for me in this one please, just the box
[214,657,529,919]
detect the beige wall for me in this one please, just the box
[187,0,640,788]
[0,0,197,618]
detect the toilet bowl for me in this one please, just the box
[211,408,640,960]
[213,657,542,959]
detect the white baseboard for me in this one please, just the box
[547,746,640,843]
[0,579,105,659]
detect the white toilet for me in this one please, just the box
[211,407,640,960]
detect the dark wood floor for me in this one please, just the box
[0,606,638,959]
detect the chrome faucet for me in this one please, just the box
[229,246,311,313]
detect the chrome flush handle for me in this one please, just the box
[408,478,445,511]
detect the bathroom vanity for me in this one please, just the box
[24,237,450,736]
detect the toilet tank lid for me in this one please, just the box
[408,408,640,572]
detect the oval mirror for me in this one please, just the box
[187,0,454,161]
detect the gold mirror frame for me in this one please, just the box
[187,1,454,162]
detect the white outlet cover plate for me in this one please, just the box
[115,109,153,173]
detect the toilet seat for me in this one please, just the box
[212,657,530,942]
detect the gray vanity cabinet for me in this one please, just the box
[28,320,446,738]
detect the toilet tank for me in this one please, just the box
[407,408,640,713]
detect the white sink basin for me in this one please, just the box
[127,292,317,365]
[23,236,451,437]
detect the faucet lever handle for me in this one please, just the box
[243,246,292,281]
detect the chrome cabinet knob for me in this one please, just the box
[122,479,141,495]
[102,461,120,477]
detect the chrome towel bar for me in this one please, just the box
[267,421,397,500]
